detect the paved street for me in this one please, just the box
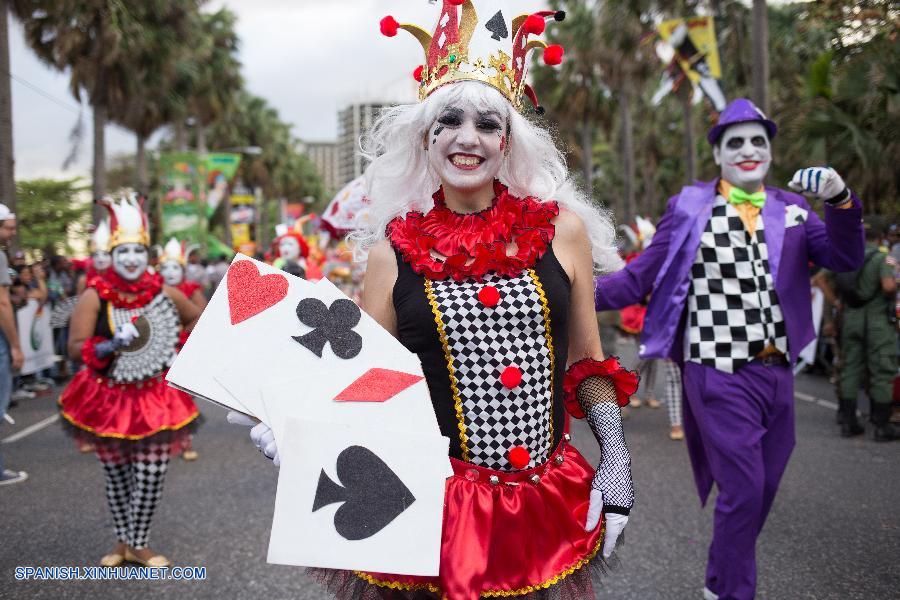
[1,360,897,599]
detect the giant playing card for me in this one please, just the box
[167,255,438,435]
[269,418,447,575]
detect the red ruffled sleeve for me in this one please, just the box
[81,336,112,371]
[563,357,639,418]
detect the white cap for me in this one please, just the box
[0,203,15,220]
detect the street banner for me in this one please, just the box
[230,191,256,254]
[159,152,203,243]
[653,16,726,111]
[17,300,56,375]
[205,153,242,217]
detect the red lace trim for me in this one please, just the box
[563,357,639,418]
[81,336,112,371]
[386,181,559,281]
[176,280,202,298]
[88,269,163,309]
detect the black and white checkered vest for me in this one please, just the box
[685,195,788,373]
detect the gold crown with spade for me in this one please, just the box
[380,0,566,113]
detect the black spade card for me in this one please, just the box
[312,446,416,541]
[267,419,449,575]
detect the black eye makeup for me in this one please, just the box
[725,137,744,150]
[751,136,768,148]
[476,118,502,132]
[436,108,464,127]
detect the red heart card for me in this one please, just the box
[227,260,289,325]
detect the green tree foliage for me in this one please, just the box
[533,0,898,222]
[14,178,90,256]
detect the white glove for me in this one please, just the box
[226,410,280,467]
[113,322,140,346]
[788,167,849,204]
[584,487,629,558]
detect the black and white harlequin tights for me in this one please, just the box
[100,446,170,549]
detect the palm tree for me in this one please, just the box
[751,0,769,113]
[0,1,16,250]
[11,0,141,209]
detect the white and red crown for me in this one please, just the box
[97,194,150,248]
[160,237,200,266]
[380,0,566,113]
[90,219,111,254]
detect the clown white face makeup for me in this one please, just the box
[714,122,771,193]
[159,260,184,286]
[111,243,149,281]
[279,237,301,262]
[427,102,507,195]
[92,250,111,272]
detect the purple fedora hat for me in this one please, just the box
[707,98,777,145]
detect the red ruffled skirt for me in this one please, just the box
[59,368,199,461]
[312,440,607,600]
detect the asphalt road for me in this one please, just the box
[1,347,898,599]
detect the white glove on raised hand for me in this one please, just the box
[226,410,280,467]
[113,321,140,346]
[788,167,849,204]
[585,487,630,558]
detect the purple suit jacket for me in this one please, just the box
[596,179,865,365]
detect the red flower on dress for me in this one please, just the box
[89,269,163,309]
[81,336,112,371]
[563,356,640,418]
[387,181,559,281]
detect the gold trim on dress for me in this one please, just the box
[353,524,606,597]
[528,268,555,454]
[425,278,471,462]
[58,396,199,440]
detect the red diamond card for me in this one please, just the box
[334,369,424,403]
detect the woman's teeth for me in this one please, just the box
[450,155,483,167]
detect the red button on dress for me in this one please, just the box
[478,285,501,308]
[500,365,522,389]
[507,446,530,469]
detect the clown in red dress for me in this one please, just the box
[233,3,639,599]
[59,195,202,568]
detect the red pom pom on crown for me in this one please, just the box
[448,0,465,5]
[523,14,546,35]
[380,16,399,37]
[413,65,424,82]
[544,44,564,66]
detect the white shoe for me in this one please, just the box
[0,469,28,486]
[703,587,718,600]
[11,389,35,401]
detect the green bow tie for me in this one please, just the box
[728,188,766,208]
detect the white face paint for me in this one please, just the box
[713,122,772,193]
[111,243,149,281]
[279,237,301,262]
[92,250,111,271]
[427,101,507,195]
[159,260,184,286]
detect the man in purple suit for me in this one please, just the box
[595,98,864,600]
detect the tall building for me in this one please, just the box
[337,103,390,187]
[301,140,341,197]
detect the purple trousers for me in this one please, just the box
[682,361,795,600]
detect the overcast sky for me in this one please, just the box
[11,0,474,181]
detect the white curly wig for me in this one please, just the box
[349,81,622,273]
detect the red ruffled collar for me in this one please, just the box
[387,181,558,281]
[88,269,163,309]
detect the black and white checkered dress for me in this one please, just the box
[685,195,788,373]
[392,249,570,472]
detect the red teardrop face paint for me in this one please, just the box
[499,135,506,152]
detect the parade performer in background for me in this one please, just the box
[273,224,310,279]
[236,2,638,598]
[157,237,207,461]
[76,219,112,295]
[595,98,865,600]
[59,195,202,567]
[158,238,208,310]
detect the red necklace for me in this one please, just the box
[387,181,558,281]
[89,269,163,309]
